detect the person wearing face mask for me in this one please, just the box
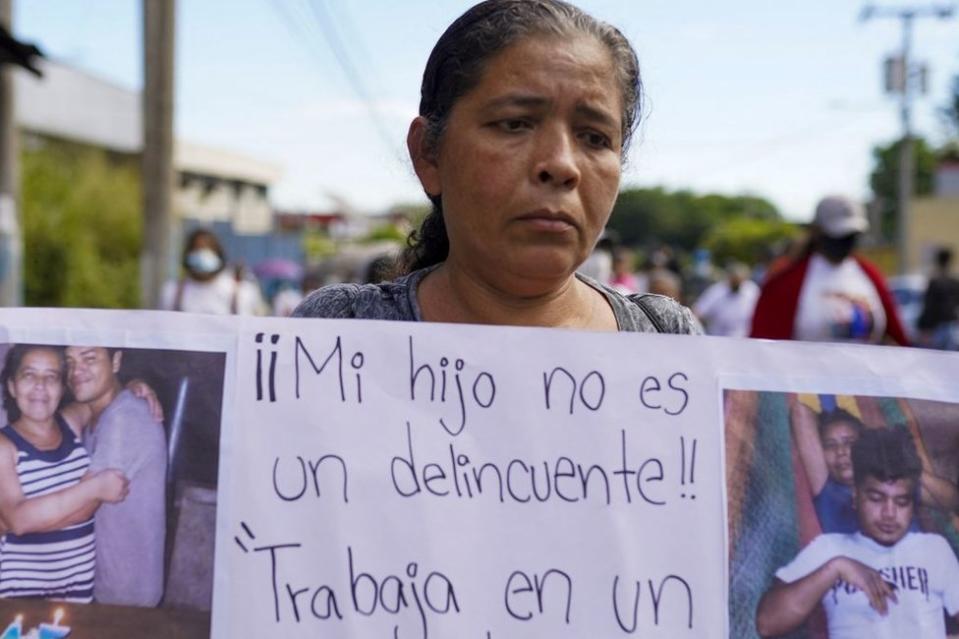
[750,196,909,345]
[160,228,266,315]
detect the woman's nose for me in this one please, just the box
[533,127,580,189]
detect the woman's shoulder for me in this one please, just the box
[579,273,701,334]
[292,270,425,321]
[0,428,14,452]
[622,292,703,335]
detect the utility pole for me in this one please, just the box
[0,0,20,307]
[861,3,955,274]
[141,0,176,309]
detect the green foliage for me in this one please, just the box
[361,223,407,244]
[607,187,781,252]
[703,217,800,265]
[388,202,431,228]
[302,229,337,263]
[21,138,142,308]
[868,137,937,241]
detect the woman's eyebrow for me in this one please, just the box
[482,93,548,111]
[574,103,618,130]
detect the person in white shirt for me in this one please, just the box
[693,262,759,337]
[160,228,265,315]
[755,428,959,639]
[750,196,909,345]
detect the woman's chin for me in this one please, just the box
[496,257,582,294]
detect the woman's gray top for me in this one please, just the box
[293,266,702,334]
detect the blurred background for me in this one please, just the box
[1,1,958,340]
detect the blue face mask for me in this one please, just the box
[186,248,223,275]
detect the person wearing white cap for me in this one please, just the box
[750,196,909,345]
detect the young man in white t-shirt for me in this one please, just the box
[755,428,959,639]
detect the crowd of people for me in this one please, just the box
[174,194,958,353]
[577,194,959,350]
[170,189,957,354]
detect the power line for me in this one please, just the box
[265,0,396,155]
[306,0,396,152]
[267,0,315,53]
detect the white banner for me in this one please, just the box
[0,309,956,639]
[221,318,724,638]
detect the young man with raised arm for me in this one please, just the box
[755,428,959,638]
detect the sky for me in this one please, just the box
[13,1,959,221]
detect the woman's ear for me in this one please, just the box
[407,116,441,197]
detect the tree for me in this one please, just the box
[703,217,800,266]
[21,138,142,308]
[868,137,937,241]
[607,187,782,253]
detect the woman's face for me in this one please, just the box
[821,421,859,486]
[413,34,623,293]
[7,348,64,423]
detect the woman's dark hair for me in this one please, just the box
[401,0,643,274]
[181,227,228,273]
[1,344,66,423]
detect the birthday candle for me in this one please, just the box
[0,614,22,639]
[36,609,69,639]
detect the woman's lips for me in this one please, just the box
[516,210,576,232]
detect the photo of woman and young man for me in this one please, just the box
[726,390,959,639]
[0,341,226,614]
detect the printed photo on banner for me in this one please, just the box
[0,340,226,624]
[725,389,959,639]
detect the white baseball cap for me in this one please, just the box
[813,196,869,238]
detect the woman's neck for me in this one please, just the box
[13,416,61,450]
[417,261,617,330]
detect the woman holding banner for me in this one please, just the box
[0,344,128,603]
[295,0,699,334]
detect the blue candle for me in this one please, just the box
[0,615,22,639]
[36,609,69,639]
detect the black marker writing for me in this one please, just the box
[272,454,349,503]
[542,367,605,414]
[255,333,281,402]
[612,573,693,632]
[295,336,364,404]
[638,372,689,416]
[408,336,496,436]
[504,568,572,624]
[391,424,668,507]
